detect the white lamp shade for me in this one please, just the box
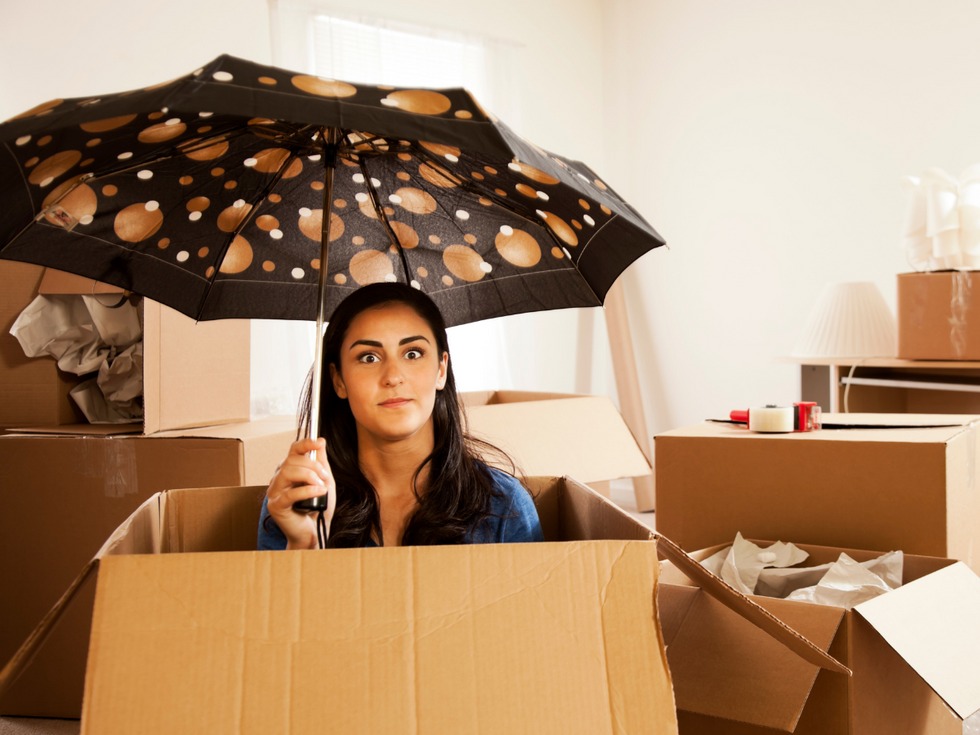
[792,282,897,358]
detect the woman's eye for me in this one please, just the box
[405,348,424,360]
[358,353,379,364]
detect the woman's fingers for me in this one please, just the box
[288,437,322,455]
[273,465,325,491]
[270,482,328,508]
[270,453,330,489]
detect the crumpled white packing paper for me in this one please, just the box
[10,294,143,424]
[700,532,810,595]
[784,551,903,609]
[701,534,904,610]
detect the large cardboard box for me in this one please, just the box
[897,270,980,360]
[1,264,250,434]
[655,414,980,573]
[461,390,652,494]
[0,416,296,718]
[659,540,980,734]
[0,478,847,730]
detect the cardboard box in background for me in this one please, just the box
[655,414,980,573]
[0,416,296,718]
[0,478,848,729]
[0,261,86,430]
[1,265,250,435]
[462,390,652,496]
[659,540,980,734]
[898,270,980,360]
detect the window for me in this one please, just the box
[253,4,523,417]
[271,4,521,126]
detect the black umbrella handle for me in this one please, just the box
[293,493,328,512]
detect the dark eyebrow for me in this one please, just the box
[348,335,429,351]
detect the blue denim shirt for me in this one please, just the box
[257,466,544,549]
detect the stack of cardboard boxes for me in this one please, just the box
[9,259,980,733]
[654,279,980,733]
[0,261,297,717]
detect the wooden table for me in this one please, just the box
[778,357,980,414]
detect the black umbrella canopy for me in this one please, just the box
[0,54,665,327]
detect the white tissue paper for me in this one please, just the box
[902,165,980,270]
[700,534,905,610]
[756,549,903,599]
[10,293,143,424]
[784,552,903,609]
[700,533,810,595]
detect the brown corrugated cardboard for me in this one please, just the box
[5,266,250,435]
[655,414,980,574]
[897,271,980,360]
[0,416,295,718]
[0,478,848,730]
[462,390,652,492]
[0,261,85,430]
[659,540,980,734]
[854,561,980,720]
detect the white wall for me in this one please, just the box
[602,0,980,434]
[0,0,272,119]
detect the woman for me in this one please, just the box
[259,282,544,549]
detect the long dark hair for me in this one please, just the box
[298,283,524,547]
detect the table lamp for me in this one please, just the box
[791,282,896,358]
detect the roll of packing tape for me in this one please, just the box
[748,405,794,433]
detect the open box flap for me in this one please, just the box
[80,540,678,734]
[562,479,850,679]
[0,491,163,705]
[856,561,980,720]
[466,396,651,483]
[655,534,849,676]
[820,413,980,430]
[659,585,844,731]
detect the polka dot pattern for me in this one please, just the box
[0,54,662,327]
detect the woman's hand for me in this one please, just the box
[265,438,334,550]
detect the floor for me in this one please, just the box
[0,480,656,734]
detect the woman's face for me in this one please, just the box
[330,302,448,446]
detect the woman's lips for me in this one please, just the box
[379,398,410,408]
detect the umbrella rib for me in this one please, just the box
[5,225,216,287]
[194,147,306,319]
[357,154,412,284]
[405,143,599,298]
[408,142,554,236]
[576,212,618,263]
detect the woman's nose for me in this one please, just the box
[382,363,405,386]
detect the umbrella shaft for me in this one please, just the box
[309,128,341,444]
[298,128,341,518]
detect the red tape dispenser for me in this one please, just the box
[730,402,821,433]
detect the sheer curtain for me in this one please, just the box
[255,4,524,418]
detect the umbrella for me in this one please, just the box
[0,54,665,514]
